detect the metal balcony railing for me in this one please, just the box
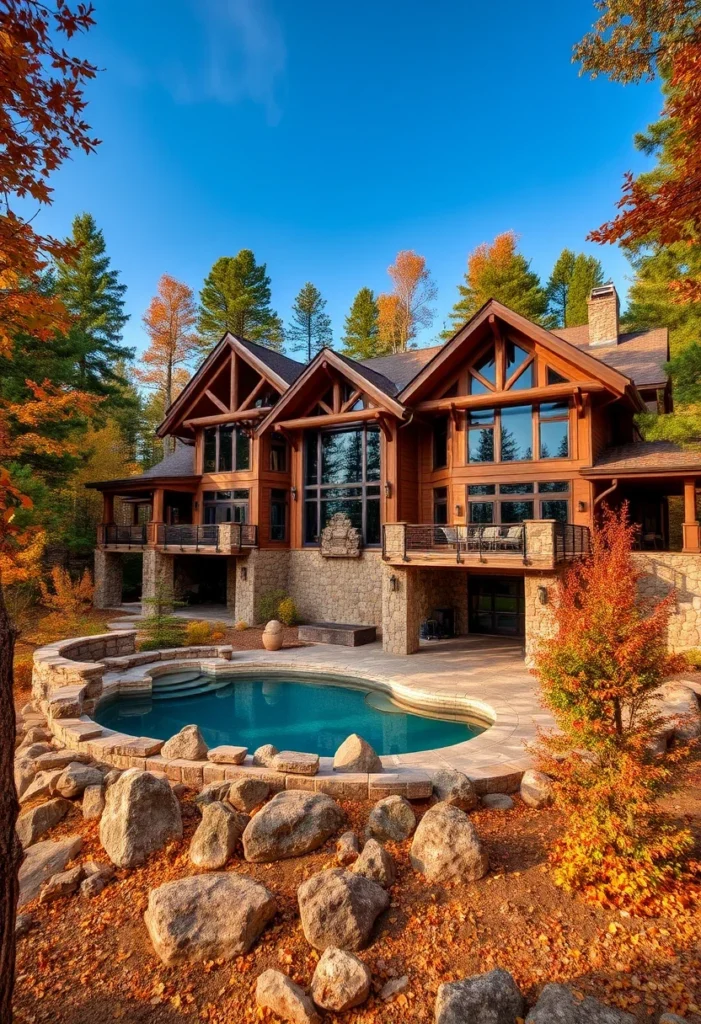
[554,522,591,560]
[385,523,527,564]
[157,524,220,550]
[102,524,147,546]
[241,524,258,547]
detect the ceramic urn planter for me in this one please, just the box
[262,620,284,652]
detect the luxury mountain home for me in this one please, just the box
[90,285,701,659]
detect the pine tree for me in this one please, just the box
[341,287,380,359]
[567,255,605,326]
[198,250,284,352]
[545,249,576,328]
[287,282,332,361]
[444,232,549,337]
[54,213,131,398]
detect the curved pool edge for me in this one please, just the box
[35,635,546,798]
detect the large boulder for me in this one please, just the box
[228,777,270,813]
[352,839,395,888]
[298,869,389,951]
[82,784,106,820]
[256,970,320,1024]
[144,873,276,965]
[410,802,488,882]
[19,768,63,805]
[14,758,40,801]
[16,797,71,848]
[436,969,524,1024]
[55,762,103,799]
[520,769,554,809]
[189,801,248,869]
[333,734,382,774]
[99,769,182,868]
[252,743,279,767]
[243,791,343,863]
[161,724,208,761]
[311,947,371,1011]
[525,984,636,1023]
[366,795,416,842]
[431,768,478,811]
[18,835,82,907]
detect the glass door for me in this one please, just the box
[468,575,525,637]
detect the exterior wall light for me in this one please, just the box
[389,574,399,593]
[537,585,548,605]
[384,481,392,498]
[454,504,463,517]
[577,500,587,513]
[291,485,297,501]
[240,566,248,581]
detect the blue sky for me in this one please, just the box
[38,0,663,358]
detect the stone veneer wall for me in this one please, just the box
[287,549,383,627]
[93,550,123,609]
[234,548,289,626]
[141,548,175,615]
[382,562,422,655]
[524,572,562,667]
[634,551,701,651]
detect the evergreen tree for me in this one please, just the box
[54,213,132,398]
[626,242,701,357]
[444,232,550,337]
[286,282,332,361]
[198,250,284,352]
[546,249,604,328]
[546,249,576,328]
[341,287,380,359]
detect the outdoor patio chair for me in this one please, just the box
[437,526,459,548]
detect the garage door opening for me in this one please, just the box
[468,575,525,638]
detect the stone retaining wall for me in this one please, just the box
[633,551,701,651]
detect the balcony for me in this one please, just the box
[98,522,258,554]
[382,520,590,570]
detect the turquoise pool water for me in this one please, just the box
[95,671,485,757]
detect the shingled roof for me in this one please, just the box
[236,337,305,385]
[362,346,442,391]
[585,440,701,475]
[86,441,196,489]
[552,325,669,389]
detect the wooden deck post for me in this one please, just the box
[683,477,700,553]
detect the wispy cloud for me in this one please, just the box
[128,0,287,124]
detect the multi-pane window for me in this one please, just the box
[432,417,448,469]
[269,438,287,472]
[539,402,569,459]
[467,481,570,524]
[433,487,448,525]
[505,342,533,390]
[203,489,249,524]
[203,426,250,473]
[270,488,287,541]
[465,403,569,464]
[304,426,381,546]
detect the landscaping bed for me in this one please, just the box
[12,766,701,1024]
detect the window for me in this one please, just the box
[539,402,569,459]
[432,417,448,469]
[470,347,496,393]
[433,487,448,525]
[547,367,567,386]
[202,426,250,473]
[505,342,533,390]
[203,489,249,524]
[270,489,287,541]
[270,438,287,472]
[500,405,533,461]
[466,480,571,525]
[304,426,381,546]
[467,409,495,463]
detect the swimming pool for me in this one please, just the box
[95,671,486,757]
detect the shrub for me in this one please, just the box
[185,620,214,646]
[210,621,228,642]
[257,588,286,624]
[39,566,94,617]
[234,620,248,631]
[683,648,701,669]
[532,504,693,910]
[139,582,187,651]
[278,597,298,627]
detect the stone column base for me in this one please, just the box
[93,549,123,609]
[382,563,421,655]
[142,548,175,616]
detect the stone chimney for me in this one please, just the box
[586,283,620,346]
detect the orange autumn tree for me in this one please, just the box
[576,1,701,300]
[532,505,694,910]
[135,273,201,411]
[0,3,100,1019]
[377,250,436,353]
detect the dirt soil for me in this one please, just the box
[12,765,701,1024]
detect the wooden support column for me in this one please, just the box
[151,488,165,523]
[683,477,700,552]
[102,493,115,524]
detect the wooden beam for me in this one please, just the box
[238,375,270,412]
[276,426,299,451]
[332,381,342,414]
[183,407,271,429]
[377,415,392,441]
[415,380,605,414]
[318,398,334,415]
[341,388,363,413]
[230,351,238,411]
[274,408,391,431]
[205,389,228,414]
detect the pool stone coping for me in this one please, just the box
[33,632,543,798]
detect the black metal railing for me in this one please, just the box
[103,524,147,546]
[554,522,591,561]
[241,524,258,547]
[397,523,527,563]
[157,524,220,551]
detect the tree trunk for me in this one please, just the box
[0,580,21,1023]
